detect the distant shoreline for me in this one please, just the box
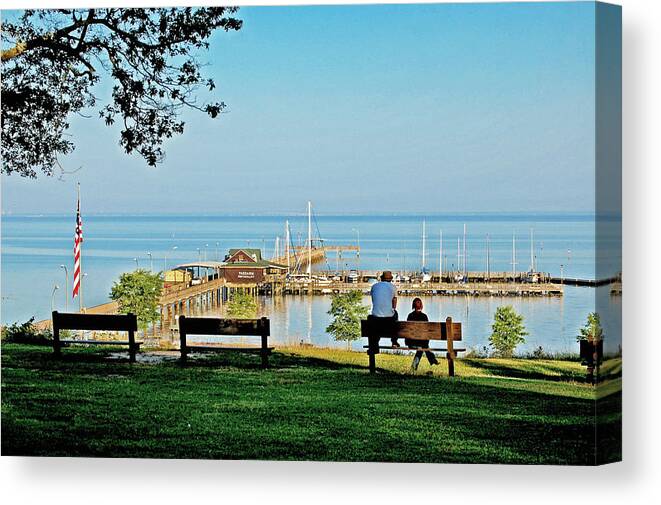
[1,211,617,220]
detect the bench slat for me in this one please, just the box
[179,316,269,336]
[361,320,462,341]
[53,311,137,331]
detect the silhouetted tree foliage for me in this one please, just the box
[326,290,369,349]
[488,305,528,358]
[577,312,603,343]
[226,292,258,319]
[110,269,163,331]
[1,7,242,177]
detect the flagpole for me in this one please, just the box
[78,182,83,313]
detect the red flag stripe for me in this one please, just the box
[72,199,83,299]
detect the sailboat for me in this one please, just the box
[524,228,540,283]
[421,219,431,282]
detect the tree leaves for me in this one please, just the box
[577,312,603,343]
[109,269,163,331]
[326,291,369,349]
[488,306,528,358]
[1,7,242,177]
[226,292,258,319]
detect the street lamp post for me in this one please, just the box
[59,265,68,312]
[133,257,139,269]
[216,242,220,261]
[197,248,201,262]
[80,273,87,314]
[352,228,360,273]
[147,252,153,272]
[205,244,209,261]
[51,284,59,314]
[164,245,178,271]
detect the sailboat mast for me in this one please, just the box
[530,228,534,272]
[307,201,312,280]
[439,229,443,282]
[457,237,461,274]
[463,223,467,276]
[421,219,426,271]
[285,220,290,273]
[512,232,517,280]
[486,233,490,280]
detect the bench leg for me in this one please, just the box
[446,352,455,377]
[261,351,269,369]
[368,351,376,374]
[180,328,188,365]
[586,365,595,384]
[128,329,137,363]
[53,325,62,358]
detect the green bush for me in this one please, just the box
[577,312,603,342]
[326,290,369,349]
[488,306,528,357]
[1,318,52,345]
[226,292,258,319]
[110,269,163,331]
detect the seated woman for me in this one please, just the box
[406,298,440,370]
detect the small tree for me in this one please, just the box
[326,290,369,350]
[226,292,257,319]
[577,312,603,342]
[110,269,163,331]
[489,306,528,357]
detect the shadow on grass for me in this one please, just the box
[1,344,622,463]
[463,359,587,383]
[179,349,378,374]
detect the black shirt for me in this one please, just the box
[407,310,429,322]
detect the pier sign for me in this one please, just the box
[222,268,264,283]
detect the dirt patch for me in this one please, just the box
[107,350,179,364]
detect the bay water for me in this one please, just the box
[1,213,621,354]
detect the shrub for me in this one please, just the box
[532,346,546,359]
[577,312,603,342]
[488,306,528,357]
[1,318,52,345]
[326,290,369,349]
[465,345,491,358]
[226,292,258,319]
[110,269,163,331]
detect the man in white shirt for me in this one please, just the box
[369,270,400,347]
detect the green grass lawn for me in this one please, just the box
[1,344,621,464]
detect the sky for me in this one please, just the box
[1,2,608,215]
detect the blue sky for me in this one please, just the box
[1,2,603,215]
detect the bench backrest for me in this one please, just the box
[361,318,462,342]
[52,311,137,332]
[179,316,270,337]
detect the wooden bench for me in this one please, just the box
[52,311,141,363]
[580,339,603,384]
[361,317,464,376]
[179,315,273,368]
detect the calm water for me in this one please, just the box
[0,213,621,354]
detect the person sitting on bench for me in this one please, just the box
[406,298,440,369]
[368,270,399,346]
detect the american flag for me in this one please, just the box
[72,194,83,299]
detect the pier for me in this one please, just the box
[271,245,360,272]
